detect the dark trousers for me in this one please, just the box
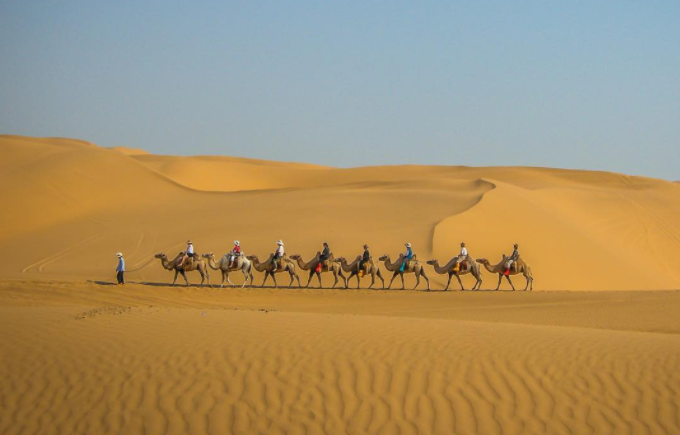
[116,271,125,284]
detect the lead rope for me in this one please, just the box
[124,257,156,273]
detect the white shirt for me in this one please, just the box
[276,246,284,256]
[460,247,468,256]
[187,244,194,255]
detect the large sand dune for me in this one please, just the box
[2,135,680,434]
[2,135,679,290]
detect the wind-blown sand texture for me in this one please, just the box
[1,135,679,434]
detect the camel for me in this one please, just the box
[290,253,347,289]
[246,254,301,288]
[202,252,253,288]
[155,252,210,287]
[476,256,533,291]
[378,254,430,290]
[426,257,482,291]
[335,256,385,289]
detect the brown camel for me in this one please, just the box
[155,252,210,287]
[335,256,385,289]
[476,256,533,291]
[378,254,430,290]
[290,253,347,289]
[202,253,253,288]
[426,257,483,291]
[246,254,301,288]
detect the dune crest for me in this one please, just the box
[1,135,679,291]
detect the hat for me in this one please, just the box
[405,243,412,248]
[323,241,329,246]
[363,244,369,249]
[276,240,283,246]
[234,240,240,246]
[116,252,123,257]
[461,242,466,247]
[514,243,519,248]
[187,240,193,244]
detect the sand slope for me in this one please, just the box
[1,135,679,290]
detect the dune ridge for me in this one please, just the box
[1,135,679,290]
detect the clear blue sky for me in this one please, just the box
[1,1,678,179]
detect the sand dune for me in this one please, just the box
[1,135,679,290]
[2,135,680,434]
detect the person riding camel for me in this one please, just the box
[453,242,468,273]
[400,243,413,272]
[272,240,284,272]
[229,240,242,268]
[316,242,331,273]
[181,240,196,269]
[358,244,370,277]
[505,243,520,275]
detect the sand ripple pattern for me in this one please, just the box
[1,308,679,435]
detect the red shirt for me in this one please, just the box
[234,245,241,254]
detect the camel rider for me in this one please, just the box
[358,244,370,277]
[400,243,413,272]
[453,242,468,273]
[272,240,284,272]
[505,244,520,274]
[181,240,196,269]
[316,242,331,273]
[229,240,242,268]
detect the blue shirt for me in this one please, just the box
[405,247,413,259]
[117,258,125,272]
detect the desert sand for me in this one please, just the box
[1,135,679,434]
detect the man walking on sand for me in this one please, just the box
[116,252,125,285]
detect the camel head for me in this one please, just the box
[289,254,301,260]
[154,253,167,260]
[246,255,258,261]
[201,252,214,259]
[335,257,345,263]
[378,255,389,262]
[426,259,437,266]
[476,258,489,265]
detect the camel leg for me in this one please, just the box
[445,274,453,291]
[413,273,420,290]
[293,272,301,288]
[181,270,189,286]
[506,275,516,291]
[422,271,430,291]
[272,272,279,288]
[241,269,248,288]
[317,272,323,288]
[172,270,179,286]
[288,271,296,288]
[473,273,482,290]
[305,271,315,288]
[496,274,502,291]
[226,272,234,287]
[388,272,399,289]
[400,273,405,290]
[220,271,227,288]
[261,272,269,288]
[338,271,347,288]
[456,275,464,291]
[377,269,385,289]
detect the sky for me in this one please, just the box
[1,1,678,179]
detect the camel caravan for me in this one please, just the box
[142,240,533,291]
